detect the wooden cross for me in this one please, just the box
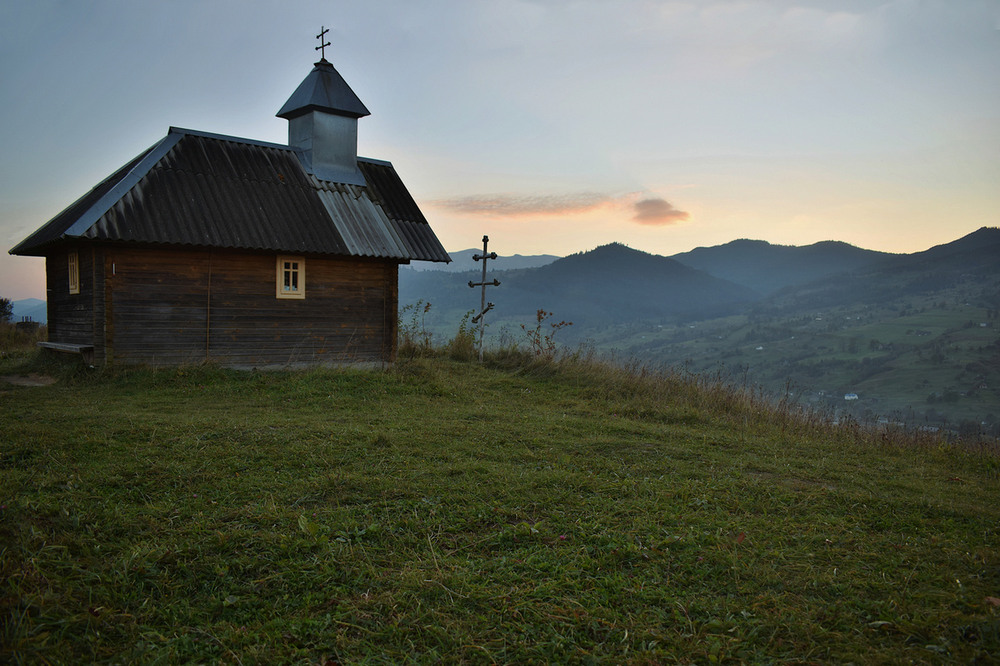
[469,235,501,362]
[315,26,331,60]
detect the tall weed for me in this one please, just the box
[398,300,434,358]
[446,311,477,361]
[520,309,572,358]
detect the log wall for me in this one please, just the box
[46,245,398,367]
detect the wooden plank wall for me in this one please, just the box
[107,248,210,366]
[45,246,97,348]
[92,247,107,364]
[104,247,398,367]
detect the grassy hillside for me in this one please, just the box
[2,352,998,663]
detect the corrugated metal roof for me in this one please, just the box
[9,147,157,254]
[10,127,450,263]
[314,183,409,258]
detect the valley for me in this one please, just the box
[593,297,998,436]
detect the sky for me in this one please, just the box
[1,0,998,300]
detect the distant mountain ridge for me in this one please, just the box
[370,228,1000,432]
[10,298,46,325]
[900,226,1000,271]
[671,239,892,295]
[407,249,559,272]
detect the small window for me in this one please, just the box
[68,251,80,295]
[276,256,305,299]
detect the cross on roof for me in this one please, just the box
[315,26,331,60]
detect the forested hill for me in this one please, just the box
[506,243,760,324]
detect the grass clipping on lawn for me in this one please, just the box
[1,355,998,663]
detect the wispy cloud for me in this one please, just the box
[428,192,616,217]
[429,192,691,227]
[632,198,690,226]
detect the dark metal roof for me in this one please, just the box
[276,59,370,120]
[10,146,159,254]
[10,127,449,263]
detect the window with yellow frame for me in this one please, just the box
[68,250,80,295]
[276,256,305,299]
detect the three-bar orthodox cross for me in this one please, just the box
[315,26,331,60]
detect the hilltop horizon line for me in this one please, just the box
[441,226,999,259]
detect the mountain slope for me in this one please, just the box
[503,243,759,325]
[903,226,1000,271]
[760,227,1000,313]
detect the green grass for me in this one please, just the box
[1,352,998,663]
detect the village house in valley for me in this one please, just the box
[9,50,449,367]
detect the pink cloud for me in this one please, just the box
[428,191,692,227]
[632,198,690,226]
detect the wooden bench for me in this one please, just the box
[37,342,95,365]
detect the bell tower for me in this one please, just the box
[277,29,370,185]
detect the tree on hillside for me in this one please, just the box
[0,297,12,323]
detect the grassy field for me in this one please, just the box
[1,349,998,663]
